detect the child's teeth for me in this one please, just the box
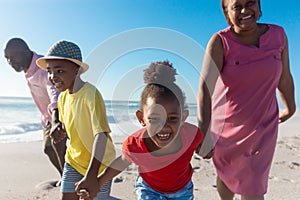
[157,133,170,139]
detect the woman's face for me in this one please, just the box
[224,0,261,31]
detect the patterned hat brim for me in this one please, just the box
[36,56,89,74]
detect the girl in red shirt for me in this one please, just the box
[78,61,204,199]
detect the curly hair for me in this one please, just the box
[140,60,186,110]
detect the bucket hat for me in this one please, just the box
[36,40,89,74]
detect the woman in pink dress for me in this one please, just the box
[197,0,296,200]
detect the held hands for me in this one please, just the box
[76,177,106,200]
[77,189,91,200]
[202,148,214,159]
[50,121,66,144]
[196,132,215,159]
[279,109,295,123]
[196,144,214,159]
[75,176,100,200]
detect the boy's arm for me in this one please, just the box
[75,132,108,198]
[46,77,66,144]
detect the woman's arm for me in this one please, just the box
[197,33,224,158]
[277,33,296,123]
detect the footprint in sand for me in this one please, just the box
[35,180,60,190]
[192,166,203,172]
[288,162,300,169]
[274,161,286,165]
[281,178,296,183]
[114,176,124,183]
[269,175,279,181]
[269,175,295,183]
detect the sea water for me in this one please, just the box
[0,96,198,143]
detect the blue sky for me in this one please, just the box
[0,0,299,106]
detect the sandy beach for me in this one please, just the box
[1,113,299,200]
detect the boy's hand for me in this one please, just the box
[77,188,91,200]
[75,176,99,199]
[50,122,66,144]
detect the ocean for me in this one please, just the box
[0,96,198,143]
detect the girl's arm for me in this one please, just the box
[78,154,130,200]
[98,154,131,188]
[197,33,224,158]
[277,33,296,123]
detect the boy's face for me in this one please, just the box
[136,96,188,150]
[46,59,79,92]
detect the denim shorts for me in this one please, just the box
[61,162,112,200]
[135,175,194,200]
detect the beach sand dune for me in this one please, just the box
[1,114,299,199]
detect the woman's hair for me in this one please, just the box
[140,60,186,110]
[221,0,262,26]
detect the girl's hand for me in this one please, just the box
[77,189,91,200]
[202,148,214,159]
[196,133,215,159]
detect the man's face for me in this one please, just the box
[4,47,30,72]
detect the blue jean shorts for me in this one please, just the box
[61,162,112,200]
[135,175,194,200]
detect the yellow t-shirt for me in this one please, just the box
[58,82,116,175]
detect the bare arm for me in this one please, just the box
[277,33,296,123]
[50,108,66,144]
[75,133,111,198]
[77,155,130,200]
[47,76,66,144]
[197,33,224,158]
[97,154,130,188]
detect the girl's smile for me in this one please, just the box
[137,96,188,153]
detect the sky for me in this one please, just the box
[0,0,299,106]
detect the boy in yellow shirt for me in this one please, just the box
[36,40,115,200]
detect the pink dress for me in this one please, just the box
[211,24,285,196]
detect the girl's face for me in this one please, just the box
[46,59,79,92]
[224,0,260,31]
[136,96,188,150]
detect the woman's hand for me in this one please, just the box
[279,109,295,123]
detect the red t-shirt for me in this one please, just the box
[122,122,203,193]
